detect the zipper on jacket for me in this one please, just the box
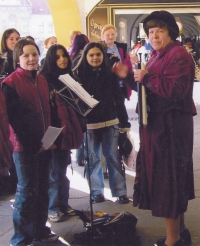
[34,79,46,134]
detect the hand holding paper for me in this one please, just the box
[41,126,64,150]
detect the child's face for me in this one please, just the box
[56,49,68,69]
[19,45,39,71]
[6,32,20,51]
[86,47,103,68]
[46,37,57,49]
[102,28,116,46]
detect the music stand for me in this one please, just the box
[57,75,99,238]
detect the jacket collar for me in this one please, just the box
[16,67,37,80]
[151,40,181,58]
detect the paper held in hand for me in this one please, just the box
[41,126,64,150]
[58,74,99,109]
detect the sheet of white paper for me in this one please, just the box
[59,74,99,108]
[41,126,64,150]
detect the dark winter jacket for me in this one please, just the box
[42,72,83,150]
[2,68,51,154]
[76,66,131,129]
[0,51,15,83]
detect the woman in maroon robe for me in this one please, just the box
[113,10,196,246]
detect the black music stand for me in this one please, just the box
[57,80,97,240]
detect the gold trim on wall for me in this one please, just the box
[194,16,200,26]
[99,1,200,8]
[87,6,110,41]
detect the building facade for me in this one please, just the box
[0,0,54,53]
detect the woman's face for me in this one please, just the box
[6,32,20,51]
[148,26,174,51]
[70,34,77,44]
[56,49,68,69]
[102,28,116,46]
[86,47,103,68]
[46,37,57,49]
[19,45,39,71]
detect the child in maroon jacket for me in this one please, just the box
[2,39,58,245]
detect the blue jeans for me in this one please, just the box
[10,151,52,246]
[76,133,86,164]
[48,149,70,215]
[85,125,127,197]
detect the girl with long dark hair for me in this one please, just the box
[73,42,130,204]
[39,44,82,222]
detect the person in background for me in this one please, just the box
[136,39,147,64]
[70,34,90,167]
[0,28,20,82]
[39,44,83,222]
[67,30,82,53]
[21,36,35,42]
[112,10,196,246]
[70,33,89,68]
[73,42,130,204]
[132,39,141,54]
[39,36,57,67]
[101,24,133,101]
[0,28,20,195]
[100,28,133,179]
[2,39,58,245]
[144,37,152,61]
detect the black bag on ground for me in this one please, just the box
[73,210,139,245]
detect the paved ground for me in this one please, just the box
[0,86,200,246]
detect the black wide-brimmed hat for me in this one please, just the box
[143,10,179,41]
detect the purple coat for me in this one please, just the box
[133,41,197,219]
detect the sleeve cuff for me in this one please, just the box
[119,128,131,133]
